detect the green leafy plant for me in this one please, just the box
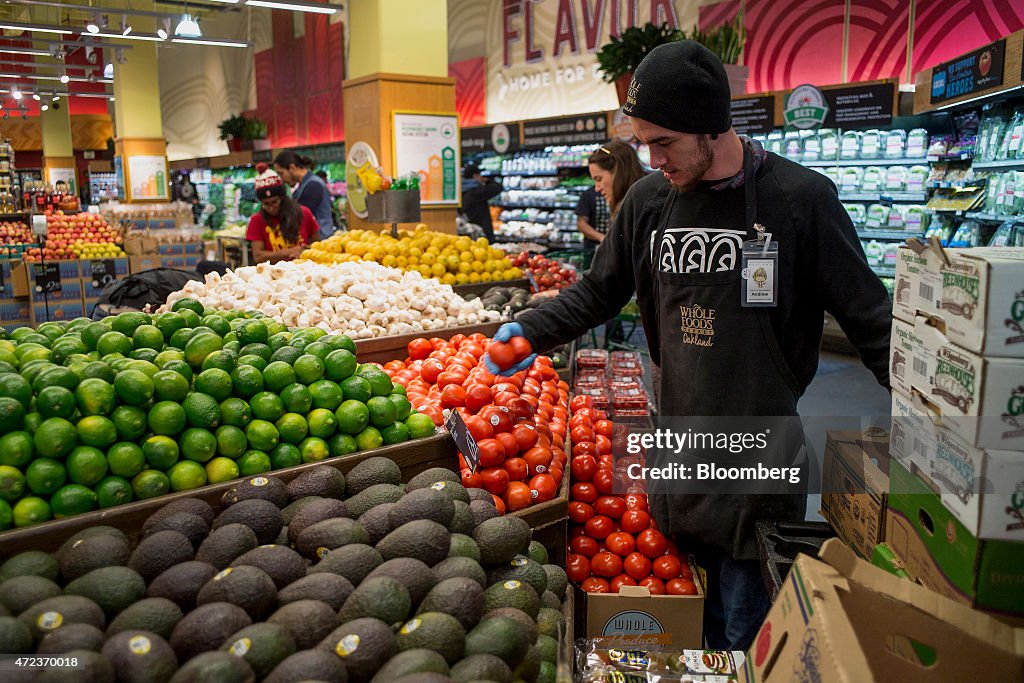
[596,22,683,83]
[242,117,268,141]
[217,114,248,142]
[685,16,746,65]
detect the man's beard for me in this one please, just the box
[670,136,714,193]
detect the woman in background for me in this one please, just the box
[273,151,335,238]
[246,164,319,264]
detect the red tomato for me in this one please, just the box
[476,438,506,468]
[572,441,599,458]
[624,492,648,511]
[495,431,519,459]
[570,455,597,482]
[521,446,552,475]
[491,495,506,514]
[568,501,594,524]
[488,341,516,370]
[566,554,590,583]
[460,468,481,489]
[502,457,528,482]
[512,423,539,451]
[570,395,594,412]
[509,336,533,362]
[570,425,596,445]
[493,391,520,408]
[595,496,626,519]
[679,563,694,581]
[666,578,698,595]
[610,574,637,592]
[480,406,513,434]
[529,473,558,503]
[479,467,510,495]
[594,419,614,437]
[623,552,652,580]
[569,534,599,558]
[584,515,614,540]
[440,384,467,408]
[506,397,534,422]
[638,576,666,595]
[419,404,444,426]
[464,384,492,412]
[604,531,636,557]
[504,481,532,512]
[463,415,494,442]
[652,555,682,580]
[407,338,433,361]
[571,482,598,504]
[581,577,610,593]
[636,529,669,558]
[593,469,616,495]
[620,510,651,535]
[420,359,444,384]
[595,435,612,455]
[590,551,623,578]
[449,334,467,347]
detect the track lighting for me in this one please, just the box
[41,104,48,112]
[60,70,69,84]
[86,12,100,33]
[11,87,20,100]
[32,93,40,101]
[174,13,201,38]
[103,62,113,79]
[121,15,132,36]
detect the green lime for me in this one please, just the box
[387,394,412,421]
[25,458,66,495]
[95,476,133,508]
[0,373,32,409]
[0,431,33,468]
[308,380,344,411]
[34,417,79,458]
[107,442,145,478]
[142,435,179,470]
[270,443,302,470]
[184,333,224,370]
[23,412,43,434]
[132,469,170,500]
[123,360,160,379]
[237,355,268,373]
[0,353,16,371]
[275,413,309,445]
[359,367,396,398]
[239,343,272,363]
[237,319,269,346]
[323,349,358,382]
[148,401,187,436]
[183,392,221,430]
[33,366,79,393]
[155,312,187,341]
[262,361,296,393]
[381,421,411,446]
[222,338,240,352]
[0,395,26,432]
[34,323,65,341]
[51,338,87,365]
[406,413,436,439]
[195,368,233,402]
[113,369,154,406]
[151,370,190,403]
[328,433,358,457]
[19,360,55,386]
[66,446,108,486]
[306,408,338,439]
[111,405,147,441]
[270,346,303,367]
[13,497,51,527]
[76,415,117,449]
[220,398,252,428]
[267,332,292,352]
[80,322,112,351]
[215,425,248,459]
[0,465,26,502]
[230,365,264,399]
[249,392,285,422]
[354,426,384,452]
[288,337,310,352]
[110,311,151,338]
[50,484,97,518]
[339,376,372,404]
[161,359,195,384]
[168,328,196,350]
[171,298,205,315]
[237,450,272,477]
[168,460,208,492]
[205,457,240,484]
[71,378,114,417]
[133,325,165,351]
[299,437,330,463]
[177,309,202,329]
[201,315,230,338]
[296,328,326,343]
[96,331,133,357]
[201,349,238,374]
[292,355,325,384]
[280,384,313,414]
[181,428,218,463]
[129,348,160,364]
[335,400,369,435]
[303,342,330,360]
[366,396,397,429]
[154,349,186,368]
[246,420,279,451]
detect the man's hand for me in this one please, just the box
[484,322,537,376]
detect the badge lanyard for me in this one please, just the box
[740,147,779,308]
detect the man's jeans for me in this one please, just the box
[694,545,771,651]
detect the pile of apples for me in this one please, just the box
[0,220,34,257]
[510,252,578,292]
[24,210,124,262]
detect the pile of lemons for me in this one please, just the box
[300,225,524,285]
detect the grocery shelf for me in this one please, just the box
[496,202,579,210]
[926,153,973,162]
[870,265,896,277]
[0,211,29,218]
[857,229,922,240]
[839,192,928,202]
[483,171,560,177]
[927,180,984,190]
[801,157,930,167]
[971,159,1024,170]
[964,211,1024,223]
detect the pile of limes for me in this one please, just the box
[0,297,438,529]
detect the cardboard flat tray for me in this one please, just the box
[354,320,502,364]
[452,278,532,298]
[0,433,457,557]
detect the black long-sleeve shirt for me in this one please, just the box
[517,152,892,395]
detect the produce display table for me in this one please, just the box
[354,320,502,364]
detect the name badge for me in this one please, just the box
[741,238,779,307]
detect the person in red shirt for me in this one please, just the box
[246,163,319,263]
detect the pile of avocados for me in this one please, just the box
[463,288,534,315]
[0,459,568,683]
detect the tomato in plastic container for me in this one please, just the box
[575,348,609,369]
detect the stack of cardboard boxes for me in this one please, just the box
[123,235,204,273]
[0,259,31,333]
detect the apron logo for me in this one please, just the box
[653,228,745,273]
[680,304,716,347]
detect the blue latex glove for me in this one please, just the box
[484,322,537,376]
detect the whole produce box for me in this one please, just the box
[819,428,891,559]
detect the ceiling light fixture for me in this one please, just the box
[41,104,48,111]
[121,15,132,36]
[172,37,251,48]
[245,0,339,14]
[103,62,113,79]
[0,21,73,35]
[86,12,100,33]
[32,93,40,101]
[174,13,202,38]
[11,88,21,100]
[60,69,69,84]
[157,18,171,40]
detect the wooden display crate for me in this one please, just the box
[0,433,457,557]
[452,278,532,298]
[354,320,502,364]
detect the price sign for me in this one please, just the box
[524,269,539,293]
[444,408,481,472]
[33,263,61,295]
[89,260,117,289]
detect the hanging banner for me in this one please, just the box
[931,38,1005,105]
[392,112,460,206]
[462,123,519,155]
[730,96,775,135]
[521,112,609,148]
[823,82,895,128]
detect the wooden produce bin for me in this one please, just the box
[0,434,457,557]
[452,278,532,298]
[354,320,502,364]
[512,472,569,566]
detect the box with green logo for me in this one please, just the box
[886,459,1024,617]
[940,248,1024,358]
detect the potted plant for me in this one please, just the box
[684,16,748,96]
[243,117,270,152]
[596,22,683,105]
[218,114,248,152]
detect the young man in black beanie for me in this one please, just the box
[491,41,892,650]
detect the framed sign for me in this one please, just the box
[392,112,460,206]
[47,168,77,195]
[126,155,169,201]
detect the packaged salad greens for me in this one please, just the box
[840,131,862,159]
[784,131,802,158]
[904,205,929,233]
[887,205,906,230]
[907,166,929,192]
[883,129,907,158]
[861,166,884,191]
[819,129,839,160]
[844,203,867,225]
[801,130,821,160]
[948,220,981,247]
[839,167,863,192]
[906,128,929,158]
[885,166,909,192]
[860,129,882,158]
[865,204,890,229]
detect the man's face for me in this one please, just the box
[631,117,714,192]
[274,164,296,185]
[260,196,281,216]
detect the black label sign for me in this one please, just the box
[252,150,272,164]
[521,113,608,148]
[823,82,894,128]
[195,157,211,169]
[731,96,775,135]
[931,39,1005,104]
[288,143,346,165]
[90,259,117,289]
[34,263,61,295]
[462,124,520,154]
[444,409,481,472]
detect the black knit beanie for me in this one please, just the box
[622,40,732,135]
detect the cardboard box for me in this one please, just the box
[820,429,892,559]
[31,298,85,325]
[0,299,30,323]
[0,260,15,297]
[889,316,1024,451]
[183,241,203,255]
[739,538,1024,682]
[80,258,130,300]
[886,459,1024,617]
[129,256,161,273]
[158,243,185,256]
[893,244,943,324]
[184,255,201,269]
[940,247,1024,357]
[871,542,914,580]
[124,236,158,256]
[12,261,81,298]
[161,256,186,269]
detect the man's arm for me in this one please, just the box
[577,216,605,242]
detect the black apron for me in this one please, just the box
[646,147,807,560]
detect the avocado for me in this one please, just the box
[220,622,297,679]
[59,525,130,547]
[337,576,411,626]
[391,673,454,683]
[106,598,183,640]
[345,456,402,496]
[357,503,396,544]
[514,644,542,683]
[541,565,567,600]
[144,498,217,530]
[431,557,487,589]
[0,550,59,583]
[483,607,537,645]
[428,480,471,506]
[266,599,339,649]
[0,615,32,654]
[264,649,349,683]
[146,561,219,612]
[296,517,370,560]
[36,649,115,683]
[280,495,323,525]
[144,512,210,549]
[377,520,450,567]
[466,488,494,504]
[369,648,449,683]
[286,498,349,545]
[232,544,307,589]
[128,530,195,581]
[449,653,513,683]
[212,499,283,545]
[396,611,466,664]
[222,475,289,508]
[345,483,404,518]
[197,565,277,620]
[317,617,395,683]
[448,534,481,562]
[472,516,531,566]
[535,634,557,664]
[37,622,106,654]
[19,595,106,641]
[417,577,484,630]
[483,579,539,619]
[169,601,252,661]
[447,500,474,535]
[540,590,561,610]
[365,558,436,607]
[277,572,354,611]
[538,660,556,683]
[464,615,530,668]
[388,488,455,529]
[168,650,255,683]
[535,607,564,640]
[405,467,460,491]
[57,533,131,581]
[101,631,178,683]
[0,575,62,614]
[526,541,548,565]
[273,526,291,546]
[64,565,147,619]
[196,524,260,570]
[486,556,547,598]
[309,544,382,586]
[286,465,346,500]
[468,500,500,527]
